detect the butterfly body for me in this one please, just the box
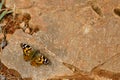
[20,43,50,66]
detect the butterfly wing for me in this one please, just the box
[20,43,35,61]
[20,43,51,66]
[30,52,50,66]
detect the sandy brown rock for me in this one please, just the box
[1,29,72,80]
[4,0,120,80]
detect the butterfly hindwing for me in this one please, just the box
[30,52,50,66]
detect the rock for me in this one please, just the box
[4,0,120,79]
[1,29,72,80]
[98,53,120,73]
[0,60,31,80]
[24,28,31,34]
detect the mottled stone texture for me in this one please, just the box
[2,0,120,80]
[1,30,73,80]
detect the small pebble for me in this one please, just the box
[19,22,26,29]
[25,27,31,34]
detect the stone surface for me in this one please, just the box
[2,0,120,80]
[1,29,72,80]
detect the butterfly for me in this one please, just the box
[20,43,50,66]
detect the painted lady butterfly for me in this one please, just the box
[20,43,50,66]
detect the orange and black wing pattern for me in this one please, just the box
[20,43,50,66]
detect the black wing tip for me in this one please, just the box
[20,43,26,49]
[44,58,51,65]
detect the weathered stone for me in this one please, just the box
[1,29,72,80]
[3,0,120,80]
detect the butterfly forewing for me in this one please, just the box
[20,43,35,61]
